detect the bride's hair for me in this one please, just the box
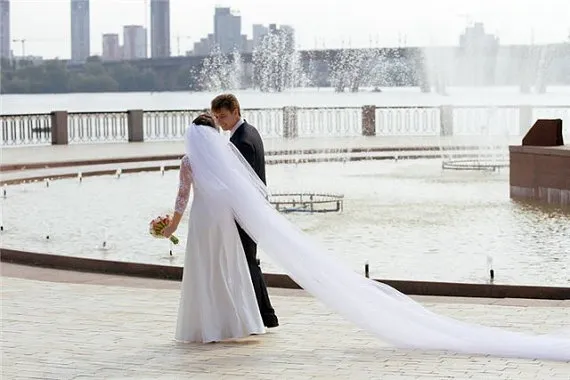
[192,114,218,131]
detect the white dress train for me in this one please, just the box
[183,123,570,362]
[173,155,265,343]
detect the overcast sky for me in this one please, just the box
[7,0,570,59]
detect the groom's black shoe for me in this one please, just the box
[263,314,279,328]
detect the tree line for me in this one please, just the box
[1,56,194,94]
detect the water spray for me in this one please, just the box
[102,227,108,249]
[487,255,495,283]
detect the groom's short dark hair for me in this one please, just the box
[211,94,241,116]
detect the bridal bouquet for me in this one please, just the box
[149,215,179,244]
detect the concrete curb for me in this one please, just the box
[2,248,568,300]
[0,144,490,172]
[0,154,440,186]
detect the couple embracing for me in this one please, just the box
[163,94,277,343]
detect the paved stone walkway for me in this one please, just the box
[2,264,569,379]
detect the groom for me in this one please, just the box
[211,93,279,328]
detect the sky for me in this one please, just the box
[6,0,570,59]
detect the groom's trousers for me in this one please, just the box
[235,222,279,327]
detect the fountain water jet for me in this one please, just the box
[420,23,568,95]
[198,46,243,91]
[487,255,495,284]
[100,227,109,251]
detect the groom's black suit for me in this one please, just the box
[230,120,279,328]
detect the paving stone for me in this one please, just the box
[2,269,569,379]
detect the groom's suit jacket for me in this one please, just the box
[229,120,266,264]
[230,121,266,185]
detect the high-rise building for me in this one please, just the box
[0,0,10,59]
[150,0,170,58]
[459,23,499,52]
[252,24,269,50]
[192,34,215,56]
[123,25,147,60]
[102,33,120,61]
[70,0,90,62]
[214,7,242,54]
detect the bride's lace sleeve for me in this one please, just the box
[174,155,193,214]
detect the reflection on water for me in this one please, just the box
[1,159,568,286]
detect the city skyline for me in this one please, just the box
[3,0,570,59]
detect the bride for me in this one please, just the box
[163,114,265,343]
[166,117,570,361]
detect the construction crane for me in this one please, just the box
[12,38,26,57]
[175,34,193,56]
[10,37,63,59]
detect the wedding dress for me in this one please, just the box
[185,123,570,361]
[174,154,265,343]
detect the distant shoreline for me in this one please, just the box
[2,86,570,115]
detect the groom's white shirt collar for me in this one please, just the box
[230,118,245,137]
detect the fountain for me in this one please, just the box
[252,27,308,92]
[330,47,417,93]
[43,221,50,240]
[419,23,569,95]
[195,26,308,93]
[415,23,569,171]
[487,255,495,284]
[180,19,569,108]
[1,15,569,297]
[198,46,243,91]
[99,227,109,251]
[420,46,453,95]
[440,106,511,172]
[269,193,344,213]
[1,159,568,287]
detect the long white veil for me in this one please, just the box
[185,123,570,362]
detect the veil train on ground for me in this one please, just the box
[185,123,570,362]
